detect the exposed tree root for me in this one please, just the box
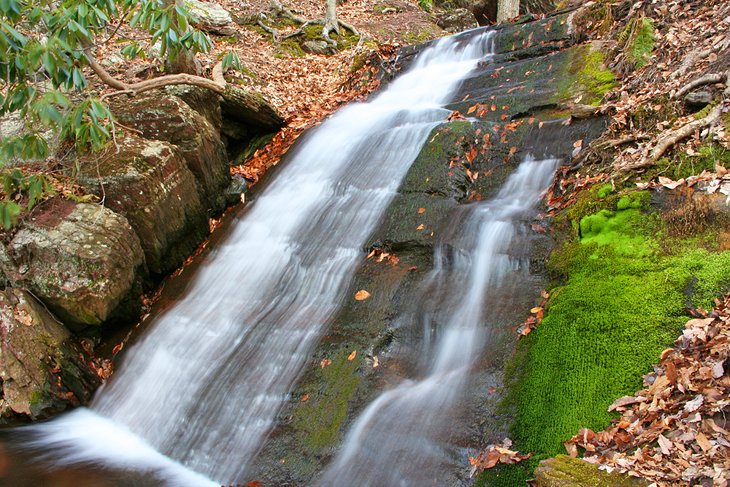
[620,70,730,171]
[258,0,358,48]
[85,48,226,97]
[674,72,725,99]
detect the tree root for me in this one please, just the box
[620,70,730,171]
[258,0,358,48]
[85,47,226,97]
[674,72,725,99]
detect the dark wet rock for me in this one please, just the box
[225,174,249,206]
[432,8,478,33]
[0,288,100,424]
[534,455,647,486]
[110,92,231,214]
[684,89,713,110]
[1,200,144,328]
[76,135,209,277]
[369,194,457,251]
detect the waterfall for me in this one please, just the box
[5,29,498,486]
[316,156,559,486]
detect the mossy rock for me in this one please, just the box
[110,91,231,215]
[76,134,209,277]
[534,455,647,486]
[0,288,100,424]
[1,200,145,328]
[487,190,730,485]
[558,43,615,106]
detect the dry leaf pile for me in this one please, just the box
[564,293,730,486]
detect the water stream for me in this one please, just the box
[3,29,500,486]
[316,155,559,486]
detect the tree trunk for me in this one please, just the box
[323,0,340,37]
[163,0,201,75]
[496,0,520,22]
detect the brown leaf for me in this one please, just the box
[466,146,477,163]
[608,395,646,412]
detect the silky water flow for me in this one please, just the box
[3,29,504,486]
[316,155,559,486]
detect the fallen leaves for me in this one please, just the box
[469,438,532,477]
[517,291,549,337]
[565,292,730,486]
[347,350,357,361]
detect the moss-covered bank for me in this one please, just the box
[479,187,730,485]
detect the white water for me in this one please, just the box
[11,31,497,486]
[317,156,559,486]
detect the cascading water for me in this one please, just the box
[316,155,559,486]
[3,30,498,486]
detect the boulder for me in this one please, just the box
[0,288,100,423]
[110,92,231,214]
[302,40,334,55]
[684,89,713,110]
[1,200,145,328]
[432,8,478,33]
[184,0,236,36]
[220,86,285,131]
[77,135,209,277]
[534,456,647,487]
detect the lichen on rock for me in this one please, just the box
[1,200,145,328]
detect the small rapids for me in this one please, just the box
[1,29,500,486]
[316,156,559,486]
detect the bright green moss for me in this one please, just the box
[480,204,730,486]
[561,47,616,106]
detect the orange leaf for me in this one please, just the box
[466,146,477,163]
[320,358,332,368]
[416,224,425,231]
[418,207,426,214]
[467,105,477,114]
[347,350,357,361]
[354,290,371,301]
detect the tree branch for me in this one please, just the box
[84,48,226,97]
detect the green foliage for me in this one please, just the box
[0,0,225,164]
[622,16,655,68]
[417,0,433,12]
[481,202,730,485]
[0,168,54,229]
